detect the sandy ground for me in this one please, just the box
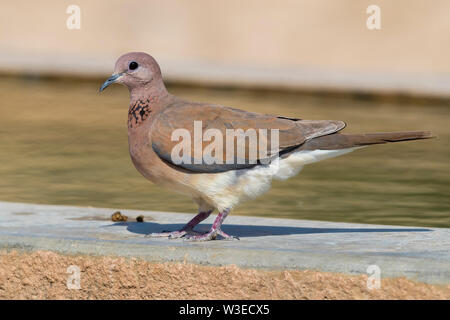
[0,250,448,300]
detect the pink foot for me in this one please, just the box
[146,230,187,238]
[146,229,206,239]
[145,211,212,239]
[184,229,239,241]
[184,210,238,241]
[217,229,239,240]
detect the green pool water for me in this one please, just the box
[0,76,449,228]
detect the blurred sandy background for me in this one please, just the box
[1,250,449,299]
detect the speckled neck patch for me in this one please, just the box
[128,97,157,128]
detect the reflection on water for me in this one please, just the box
[0,76,448,227]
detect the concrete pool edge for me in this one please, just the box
[0,201,448,284]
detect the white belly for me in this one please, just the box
[195,148,360,211]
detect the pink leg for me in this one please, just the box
[146,210,212,239]
[184,211,211,230]
[185,210,239,241]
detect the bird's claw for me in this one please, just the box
[216,229,240,241]
[145,229,208,239]
[145,230,187,238]
[183,229,239,242]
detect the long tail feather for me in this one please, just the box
[298,131,435,151]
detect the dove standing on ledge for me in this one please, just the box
[100,52,434,241]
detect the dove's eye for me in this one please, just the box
[129,61,139,70]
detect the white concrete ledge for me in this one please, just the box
[0,201,448,284]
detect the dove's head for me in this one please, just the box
[100,52,165,94]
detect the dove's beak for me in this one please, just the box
[99,73,123,92]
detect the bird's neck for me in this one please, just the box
[128,84,169,129]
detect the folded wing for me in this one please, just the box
[152,102,345,173]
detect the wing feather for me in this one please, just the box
[151,102,345,173]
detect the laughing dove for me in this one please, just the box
[100,52,434,241]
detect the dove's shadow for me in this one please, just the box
[113,222,432,238]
